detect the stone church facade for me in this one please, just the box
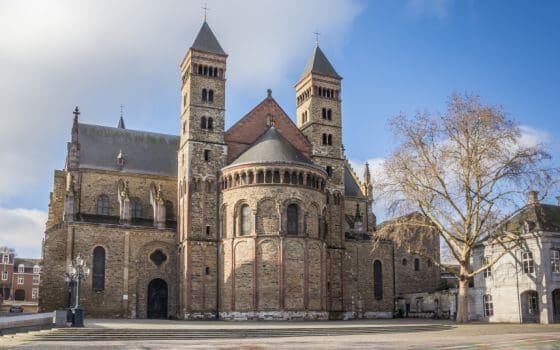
[40,21,438,320]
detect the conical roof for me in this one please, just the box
[229,127,312,166]
[191,21,226,55]
[300,46,341,80]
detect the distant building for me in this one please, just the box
[470,192,560,324]
[0,249,41,304]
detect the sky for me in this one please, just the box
[0,0,559,258]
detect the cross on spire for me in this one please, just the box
[73,106,80,121]
[120,104,124,118]
[313,31,320,46]
[202,3,210,21]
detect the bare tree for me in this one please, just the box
[375,93,556,323]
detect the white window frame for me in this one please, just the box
[32,275,40,285]
[18,264,24,273]
[33,265,40,274]
[1,271,8,280]
[32,288,38,300]
[483,294,494,317]
[522,251,535,274]
[483,256,492,278]
[551,250,560,274]
[2,255,8,264]
[17,276,24,285]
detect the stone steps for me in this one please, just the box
[16,324,453,341]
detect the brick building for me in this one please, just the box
[40,21,438,320]
[0,249,41,304]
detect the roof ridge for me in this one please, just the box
[79,123,179,139]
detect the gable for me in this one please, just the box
[225,96,312,164]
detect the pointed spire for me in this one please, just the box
[364,162,371,185]
[117,105,126,129]
[300,45,341,81]
[191,21,226,55]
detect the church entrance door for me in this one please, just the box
[553,289,560,323]
[147,278,168,319]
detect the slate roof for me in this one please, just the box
[191,21,226,55]
[78,123,179,177]
[300,46,341,80]
[228,126,313,167]
[501,203,560,233]
[14,258,40,267]
[344,166,364,198]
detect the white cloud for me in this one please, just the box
[518,125,550,149]
[0,0,362,204]
[0,208,47,258]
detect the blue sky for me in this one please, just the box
[1,0,559,257]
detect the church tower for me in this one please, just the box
[295,45,345,312]
[178,21,227,319]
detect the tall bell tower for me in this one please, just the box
[178,20,227,319]
[296,44,346,312]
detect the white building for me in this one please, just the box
[470,193,560,323]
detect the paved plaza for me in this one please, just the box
[1,319,560,349]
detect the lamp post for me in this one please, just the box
[64,253,90,327]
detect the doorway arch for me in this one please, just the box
[147,278,168,319]
[520,290,539,323]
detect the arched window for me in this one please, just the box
[402,258,408,266]
[483,294,493,317]
[322,134,327,145]
[287,204,299,235]
[92,246,105,291]
[165,200,174,221]
[208,90,214,103]
[96,195,110,215]
[201,88,208,102]
[326,166,332,177]
[373,260,383,300]
[322,108,327,119]
[131,198,142,218]
[240,204,251,235]
[200,116,207,129]
[414,258,420,271]
[18,264,24,273]
[207,117,214,130]
[327,109,332,120]
[197,65,203,75]
[327,134,333,145]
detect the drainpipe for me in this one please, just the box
[516,249,522,324]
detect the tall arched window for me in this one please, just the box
[207,117,214,130]
[131,198,142,218]
[92,246,105,291]
[322,134,327,145]
[287,204,299,235]
[208,90,214,103]
[327,134,333,145]
[200,116,207,129]
[201,88,208,102]
[327,109,332,120]
[96,195,110,215]
[240,204,251,236]
[373,260,383,300]
[414,258,420,271]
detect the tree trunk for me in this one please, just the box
[456,265,470,323]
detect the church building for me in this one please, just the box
[40,21,438,320]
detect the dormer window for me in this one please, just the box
[116,150,126,169]
[18,264,24,273]
[33,265,40,274]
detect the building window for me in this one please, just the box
[1,271,7,280]
[205,267,210,275]
[522,251,535,274]
[202,88,208,102]
[427,259,433,268]
[373,260,383,300]
[327,134,332,145]
[131,198,142,218]
[414,258,420,271]
[96,195,110,215]
[287,204,299,235]
[165,200,174,221]
[483,294,493,317]
[240,204,251,235]
[18,264,24,273]
[208,89,214,103]
[200,116,207,129]
[322,108,327,119]
[18,277,24,285]
[204,150,210,162]
[528,291,539,314]
[32,288,39,300]
[207,117,214,130]
[33,265,40,274]
[32,275,40,285]
[551,250,560,273]
[322,133,327,145]
[2,255,8,264]
[326,166,332,177]
[327,109,332,120]
[92,246,106,292]
[483,256,492,278]
[206,225,211,236]
[402,258,407,266]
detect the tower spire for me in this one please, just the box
[202,3,210,22]
[313,31,320,47]
[117,105,126,129]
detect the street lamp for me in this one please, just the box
[64,253,90,327]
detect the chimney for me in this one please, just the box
[527,191,539,205]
